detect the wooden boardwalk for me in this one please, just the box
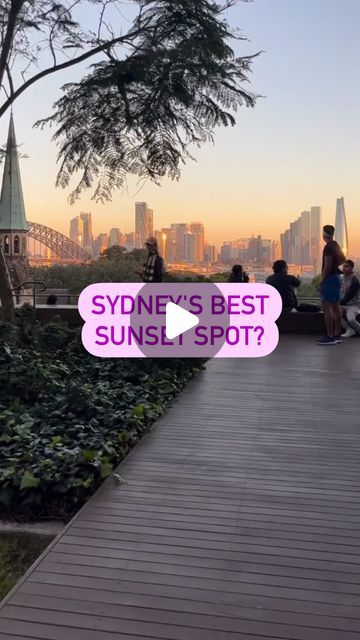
[1,336,360,640]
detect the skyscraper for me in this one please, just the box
[109,228,122,247]
[147,208,154,238]
[270,240,281,264]
[70,215,84,247]
[80,212,93,254]
[185,231,195,263]
[190,222,205,263]
[94,233,109,258]
[125,232,137,251]
[280,230,290,263]
[135,202,153,248]
[204,244,217,264]
[310,206,321,272]
[281,206,322,273]
[223,238,250,264]
[171,223,189,262]
[154,228,173,261]
[335,197,349,256]
[299,211,310,265]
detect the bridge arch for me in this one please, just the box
[28,222,92,263]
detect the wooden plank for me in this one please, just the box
[56,538,360,574]
[47,548,360,584]
[2,604,359,640]
[4,596,360,640]
[16,582,360,631]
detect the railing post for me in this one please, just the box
[11,281,47,308]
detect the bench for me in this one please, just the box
[276,311,325,335]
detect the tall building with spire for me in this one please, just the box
[0,114,30,286]
[335,197,349,256]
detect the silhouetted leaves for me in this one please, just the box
[34,0,258,201]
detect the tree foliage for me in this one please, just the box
[32,247,145,292]
[34,0,258,202]
[1,1,258,203]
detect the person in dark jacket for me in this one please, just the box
[228,264,249,283]
[340,260,360,337]
[266,260,301,311]
[142,237,165,283]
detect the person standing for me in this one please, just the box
[142,237,165,283]
[340,260,360,338]
[317,225,346,345]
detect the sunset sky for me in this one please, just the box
[1,0,360,253]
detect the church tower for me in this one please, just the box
[0,113,30,286]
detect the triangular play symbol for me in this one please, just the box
[166,302,200,340]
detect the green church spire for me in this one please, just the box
[0,114,29,232]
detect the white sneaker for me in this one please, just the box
[342,328,356,338]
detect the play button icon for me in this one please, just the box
[166,302,200,340]
[130,283,230,358]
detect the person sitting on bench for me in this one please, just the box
[266,260,320,313]
[340,260,360,338]
[228,264,249,283]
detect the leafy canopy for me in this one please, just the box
[0,1,258,200]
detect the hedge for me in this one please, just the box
[0,307,204,520]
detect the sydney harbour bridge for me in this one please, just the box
[27,222,93,265]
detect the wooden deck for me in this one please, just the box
[1,336,360,640]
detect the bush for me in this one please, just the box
[0,315,204,520]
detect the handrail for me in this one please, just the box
[11,281,47,293]
[11,281,47,307]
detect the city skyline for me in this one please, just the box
[67,196,352,265]
[0,1,359,254]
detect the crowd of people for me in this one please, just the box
[140,226,360,345]
[264,224,360,344]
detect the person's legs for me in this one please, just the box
[331,302,342,338]
[346,306,360,334]
[318,275,341,344]
[322,301,334,337]
[341,307,351,331]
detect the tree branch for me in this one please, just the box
[5,63,14,96]
[0,28,146,118]
[0,0,26,88]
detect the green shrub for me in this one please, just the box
[0,317,204,520]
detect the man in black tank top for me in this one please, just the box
[317,225,346,345]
